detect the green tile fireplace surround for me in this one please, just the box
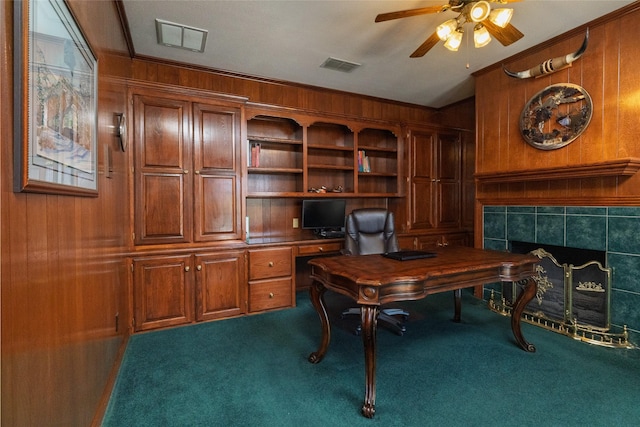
[483,205,640,345]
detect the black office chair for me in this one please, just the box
[340,208,409,335]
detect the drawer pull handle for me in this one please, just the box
[269,292,274,298]
[319,247,324,252]
[268,261,274,267]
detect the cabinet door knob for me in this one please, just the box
[268,261,274,267]
[196,265,202,271]
[195,170,200,175]
[183,170,189,174]
[269,292,274,298]
[184,266,190,272]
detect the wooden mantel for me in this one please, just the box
[475,158,640,185]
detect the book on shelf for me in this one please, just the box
[358,150,371,173]
[250,142,260,167]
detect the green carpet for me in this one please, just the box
[103,291,640,426]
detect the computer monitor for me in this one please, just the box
[301,199,346,233]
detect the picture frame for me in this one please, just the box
[14,0,98,196]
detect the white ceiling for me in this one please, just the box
[121,0,635,108]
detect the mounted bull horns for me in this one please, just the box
[504,29,589,79]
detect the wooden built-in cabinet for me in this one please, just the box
[398,232,470,251]
[130,83,250,332]
[132,251,246,331]
[248,247,295,312]
[133,254,194,331]
[128,89,472,333]
[195,251,247,322]
[407,127,461,231]
[132,86,243,245]
[391,125,474,249]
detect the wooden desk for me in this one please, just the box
[307,246,539,418]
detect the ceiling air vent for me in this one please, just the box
[156,19,208,52]
[320,57,361,73]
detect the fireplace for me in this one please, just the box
[489,241,631,348]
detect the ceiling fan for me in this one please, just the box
[375,0,524,57]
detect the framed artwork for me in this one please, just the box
[14,0,98,196]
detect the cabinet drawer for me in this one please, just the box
[249,247,292,280]
[249,278,292,312]
[297,242,342,256]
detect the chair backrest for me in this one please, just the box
[344,208,399,255]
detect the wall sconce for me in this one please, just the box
[115,113,126,152]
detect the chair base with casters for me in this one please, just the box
[341,307,409,336]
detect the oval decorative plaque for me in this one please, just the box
[520,83,592,150]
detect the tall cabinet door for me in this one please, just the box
[407,128,461,231]
[194,251,246,321]
[410,130,437,230]
[133,94,192,245]
[193,102,242,242]
[436,131,461,229]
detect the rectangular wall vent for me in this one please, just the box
[320,57,361,73]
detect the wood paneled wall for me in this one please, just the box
[0,1,471,425]
[1,1,131,425]
[128,56,443,125]
[474,3,640,210]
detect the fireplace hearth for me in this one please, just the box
[489,242,632,348]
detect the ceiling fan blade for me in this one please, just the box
[410,31,441,58]
[375,5,447,23]
[483,20,524,46]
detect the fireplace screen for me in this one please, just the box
[491,248,630,348]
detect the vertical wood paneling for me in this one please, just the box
[618,13,640,160]
[2,0,132,425]
[475,6,640,207]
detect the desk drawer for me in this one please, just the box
[249,278,292,312]
[298,242,342,256]
[249,247,292,280]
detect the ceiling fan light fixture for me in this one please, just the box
[473,25,491,48]
[489,8,514,28]
[469,1,491,23]
[443,30,463,51]
[436,19,458,41]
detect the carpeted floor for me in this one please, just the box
[103,291,640,426]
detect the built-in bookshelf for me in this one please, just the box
[247,115,303,195]
[357,127,399,194]
[246,111,401,198]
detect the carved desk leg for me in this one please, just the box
[360,305,379,418]
[308,280,331,364]
[511,277,537,352]
[453,289,462,322]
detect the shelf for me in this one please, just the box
[358,145,397,153]
[307,144,354,152]
[248,167,303,174]
[475,158,640,184]
[248,136,303,145]
[358,171,397,177]
[308,164,353,171]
